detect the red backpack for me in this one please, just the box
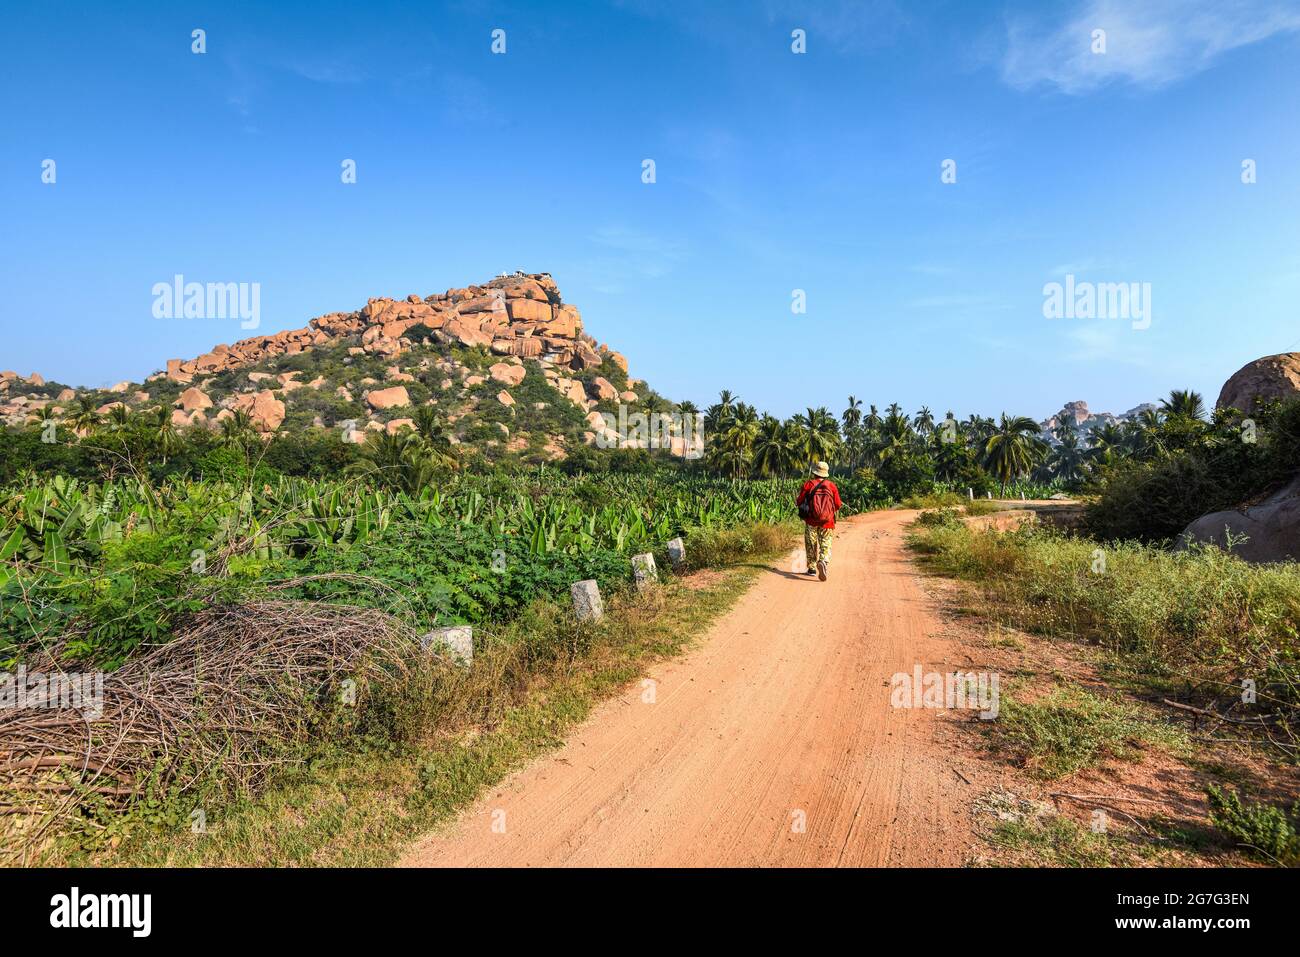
[800,480,835,524]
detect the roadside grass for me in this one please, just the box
[61,524,792,867]
[988,814,1134,867]
[911,518,1300,866]
[902,491,968,510]
[983,809,1177,867]
[682,519,799,571]
[901,492,999,518]
[995,683,1189,779]
[906,521,1300,714]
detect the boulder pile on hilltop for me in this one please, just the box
[159,272,619,386]
[0,273,668,462]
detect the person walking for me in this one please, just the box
[796,461,842,581]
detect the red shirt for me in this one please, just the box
[797,479,842,529]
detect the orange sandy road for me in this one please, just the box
[401,510,973,868]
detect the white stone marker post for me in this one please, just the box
[666,537,686,571]
[571,579,604,622]
[632,553,658,592]
[422,625,473,666]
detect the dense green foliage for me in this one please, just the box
[1085,397,1300,542]
[1207,785,1300,864]
[700,392,1060,498]
[0,468,814,666]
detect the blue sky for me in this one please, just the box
[2,0,1299,420]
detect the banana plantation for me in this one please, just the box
[0,468,817,665]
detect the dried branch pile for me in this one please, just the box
[0,600,420,862]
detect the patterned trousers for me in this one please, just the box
[804,525,834,568]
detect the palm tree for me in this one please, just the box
[965,414,996,445]
[104,404,131,431]
[1043,430,1086,484]
[881,404,913,442]
[1160,389,1205,421]
[412,406,459,469]
[1052,417,1076,445]
[147,407,183,463]
[983,414,1044,495]
[1121,411,1164,460]
[68,397,101,436]
[1087,421,1125,462]
[792,406,840,469]
[349,430,442,494]
[28,404,57,427]
[842,396,863,433]
[704,390,737,435]
[752,415,796,477]
[839,396,865,470]
[218,409,256,448]
[732,402,759,427]
[1135,407,1162,431]
[913,406,935,435]
[708,415,757,478]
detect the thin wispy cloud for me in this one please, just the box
[758,0,912,54]
[220,45,366,120]
[613,0,910,54]
[1000,0,1300,94]
[222,52,257,117]
[905,293,1008,311]
[910,263,959,277]
[1048,259,1114,277]
[285,59,367,84]
[1063,323,1150,365]
[590,226,687,262]
[579,226,689,294]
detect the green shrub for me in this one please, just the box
[914,507,963,529]
[996,685,1186,778]
[903,491,965,510]
[275,521,630,627]
[1207,785,1300,864]
[1087,398,1300,543]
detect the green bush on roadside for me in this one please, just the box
[1207,785,1300,864]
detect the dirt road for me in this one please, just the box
[402,510,976,867]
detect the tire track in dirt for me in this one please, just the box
[401,510,975,867]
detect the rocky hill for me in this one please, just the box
[0,272,683,464]
[1039,399,1159,441]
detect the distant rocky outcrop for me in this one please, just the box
[157,273,599,386]
[1,273,668,462]
[1039,400,1158,442]
[1216,352,1300,415]
[1057,400,1091,426]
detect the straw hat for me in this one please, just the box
[812,461,830,478]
